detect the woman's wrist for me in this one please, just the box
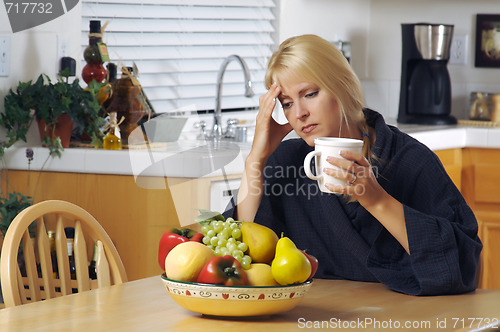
[245,151,268,170]
[365,191,409,253]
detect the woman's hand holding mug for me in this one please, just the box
[303,137,364,194]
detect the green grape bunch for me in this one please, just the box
[199,217,252,269]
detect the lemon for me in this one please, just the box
[245,263,279,286]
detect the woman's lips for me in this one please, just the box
[302,124,317,134]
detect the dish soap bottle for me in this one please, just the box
[103,112,123,150]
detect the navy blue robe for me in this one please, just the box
[225,109,482,296]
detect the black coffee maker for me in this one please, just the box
[398,23,457,125]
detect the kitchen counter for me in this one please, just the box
[3,123,500,178]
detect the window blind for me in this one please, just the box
[81,0,277,114]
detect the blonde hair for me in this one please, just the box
[265,34,373,159]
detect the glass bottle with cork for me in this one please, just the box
[64,227,78,293]
[105,66,148,144]
[82,20,108,85]
[88,243,98,280]
[100,62,118,111]
[47,230,58,278]
[103,112,123,150]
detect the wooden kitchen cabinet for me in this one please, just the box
[459,148,500,289]
[433,148,500,289]
[474,211,500,290]
[1,170,239,281]
[434,148,462,190]
[435,148,500,289]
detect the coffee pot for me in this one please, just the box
[398,23,457,125]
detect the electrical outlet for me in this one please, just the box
[57,35,70,64]
[449,34,468,65]
[0,36,10,77]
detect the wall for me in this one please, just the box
[279,0,500,121]
[0,4,83,143]
[366,0,500,120]
[279,0,371,81]
[1,5,84,80]
[1,1,500,129]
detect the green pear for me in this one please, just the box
[271,236,311,285]
[240,222,279,264]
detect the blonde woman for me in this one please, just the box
[226,34,481,295]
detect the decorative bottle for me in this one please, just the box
[103,112,122,150]
[88,243,98,280]
[64,227,78,293]
[82,20,107,85]
[47,230,59,278]
[105,66,147,143]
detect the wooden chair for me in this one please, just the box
[0,200,127,307]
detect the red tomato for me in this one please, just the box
[197,255,249,286]
[158,228,203,271]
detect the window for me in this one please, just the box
[81,0,277,114]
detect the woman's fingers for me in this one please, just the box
[323,167,358,184]
[339,150,370,166]
[324,152,371,194]
[326,153,365,174]
[251,82,292,159]
[258,82,280,117]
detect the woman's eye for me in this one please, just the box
[306,91,318,98]
[282,102,292,110]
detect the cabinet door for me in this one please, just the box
[462,148,500,211]
[461,149,500,289]
[476,212,500,289]
[434,149,462,190]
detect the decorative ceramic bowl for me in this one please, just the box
[161,274,313,317]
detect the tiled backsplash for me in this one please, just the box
[361,81,500,122]
[176,79,500,139]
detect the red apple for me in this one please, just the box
[301,250,319,280]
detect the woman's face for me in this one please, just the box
[277,75,356,146]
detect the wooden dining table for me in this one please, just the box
[1,276,499,331]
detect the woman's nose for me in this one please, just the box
[295,101,309,119]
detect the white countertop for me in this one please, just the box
[4,124,500,179]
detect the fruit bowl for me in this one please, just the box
[161,274,313,317]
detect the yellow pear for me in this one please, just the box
[245,263,279,286]
[271,236,311,285]
[240,222,279,264]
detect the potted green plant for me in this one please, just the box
[1,69,105,156]
[0,191,33,239]
[0,147,38,240]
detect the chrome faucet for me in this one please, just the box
[209,55,254,139]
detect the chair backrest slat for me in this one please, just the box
[16,267,26,305]
[96,240,111,288]
[74,220,91,292]
[55,216,72,296]
[21,229,41,303]
[36,217,56,299]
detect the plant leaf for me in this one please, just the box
[194,209,225,224]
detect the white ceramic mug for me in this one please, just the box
[303,137,364,193]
